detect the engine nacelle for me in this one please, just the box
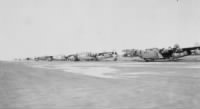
[194,49,200,55]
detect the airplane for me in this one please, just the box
[122,45,200,62]
[52,55,67,61]
[76,52,98,61]
[34,56,54,61]
[65,54,79,61]
[122,49,138,57]
[96,51,118,61]
[25,57,32,61]
[65,52,98,61]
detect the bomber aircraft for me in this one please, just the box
[52,55,67,61]
[65,52,98,61]
[96,51,118,61]
[122,44,200,62]
[65,54,79,61]
[76,52,98,61]
[34,56,54,61]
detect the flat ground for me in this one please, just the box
[1,60,200,109]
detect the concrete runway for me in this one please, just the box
[1,61,200,109]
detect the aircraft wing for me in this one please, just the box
[182,46,200,51]
[162,46,200,54]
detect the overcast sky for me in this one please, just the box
[0,0,200,60]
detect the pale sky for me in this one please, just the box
[0,0,200,60]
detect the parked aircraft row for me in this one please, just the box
[21,44,200,62]
[122,44,200,61]
[24,51,118,62]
